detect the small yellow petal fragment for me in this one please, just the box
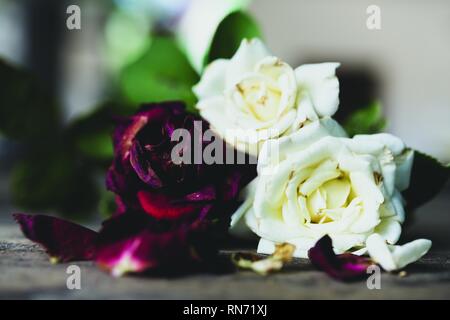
[232,243,296,276]
[49,257,60,264]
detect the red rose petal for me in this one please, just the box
[95,213,212,276]
[137,190,199,220]
[308,235,373,281]
[13,213,97,262]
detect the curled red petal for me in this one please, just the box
[308,235,373,281]
[129,139,163,188]
[13,213,97,262]
[137,190,200,220]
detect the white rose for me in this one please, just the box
[193,38,340,156]
[231,120,417,259]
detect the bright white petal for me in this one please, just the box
[198,97,234,135]
[229,178,258,239]
[257,238,276,255]
[193,59,229,99]
[375,218,402,244]
[349,133,405,156]
[299,160,340,196]
[225,38,271,88]
[321,178,351,209]
[295,93,319,123]
[285,237,317,258]
[257,217,310,242]
[332,234,367,253]
[366,234,397,271]
[390,239,432,270]
[295,62,340,117]
[348,172,383,233]
[245,207,259,235]
[253,163,292,217]
[395,149,414,191]
[352,247,368,256]
[366,233,432,271]
[319,117,348,138]
[391,190,406,223]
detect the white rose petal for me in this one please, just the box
[374,218,402,244]
[193,59,229,99]
[295,62,340,118]
[366,233,432,271]
[225,38,271,88]
[394,149,414,192]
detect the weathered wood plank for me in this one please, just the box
[1,225,449,299]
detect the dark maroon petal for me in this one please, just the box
[106,159,128,194]
[222,170,245,201]
[137,190,200,220]
[95,213,214,276]
[115,114,149,164]
[308,235,373,281]
[112,102,184,164]
[13,213,97,262]
[130,139,163,188]
[184,185,216,202]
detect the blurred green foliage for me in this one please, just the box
[206,11,262,66]
[120,37,199,112]
[67,102,124,166]
[343,101,386,137]
[104,9,151,72]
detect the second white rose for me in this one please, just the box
[231,120,415,258]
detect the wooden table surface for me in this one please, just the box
[1,187,449,300]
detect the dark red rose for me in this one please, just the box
[106,101,255,224]
[14,101,255,276]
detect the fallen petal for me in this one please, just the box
[308,235,373,281]
[13,213,97,262]
[95,212,215,276]
[366,233,432,271]
[232,243,295,276]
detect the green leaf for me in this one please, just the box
[104,9,152,72]
[67,102,123,166]
[403,151,450,210]
[205,10,262,66]
[343,101,386,137]
[0,59,61,141]
[120,36,199,112]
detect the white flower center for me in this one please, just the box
[229,57,296,123]
[284,159,362,225]
[236,78,281,121]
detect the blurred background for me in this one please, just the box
[0,0,448,241]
